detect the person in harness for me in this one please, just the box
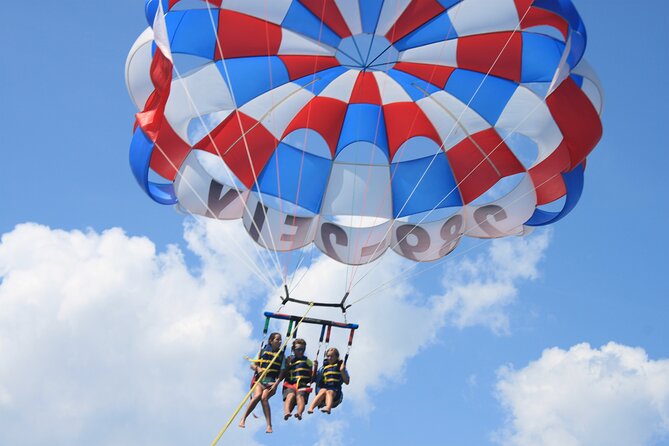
[307,347,350,414]
[282,338,313,420]
[239,332,284,433]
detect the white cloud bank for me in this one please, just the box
[0,220,552,445]
[0,223,260,446]
[495,343,669,446]
[273,230,552,413]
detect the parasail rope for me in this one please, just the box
[165,59,302,290]
[346,3,539,292]
[342,0,428,292]
[202,2,290,285]
[276,0,333,292]
[343,2,464,290]
[347,76,551,295]
[154,4,325,291]
[346,167,564,307]
[209,302,315,446]
[156,67,283,289]
[143,138,277,290]
[288,245,316,296]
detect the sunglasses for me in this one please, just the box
[293,347,305,352]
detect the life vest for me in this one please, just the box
[255,346,284,380]
[285,356,313,389]
[320,360,344,389]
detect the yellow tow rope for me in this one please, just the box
[210,302,315,446]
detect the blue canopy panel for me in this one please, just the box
[393,10,458,52]
[165,9,219,60]
[570,73,584,88]
[253,142,331,214]
[521,33,565,83]
[292,66,349,96]
[385,69,443,100]
[525,162,584,226]
[533,0,587,67]
[281,1,342,48]
[444,69,518,126]
[360,0,384,34]
[215,57,290,107]
[144,0,170,25]
[129,127,178,205]
[391,153,462,218]
[437,0,464,8]
[335,104,389,160]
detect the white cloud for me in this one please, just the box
[495,342,669,446]
[0,223,260,446]
[313,420,348,446]
[439,232,550,334]
[268,230,552,413]
[0,219,552,445]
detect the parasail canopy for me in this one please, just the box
[126,0,603,266]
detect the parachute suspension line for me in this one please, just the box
[139,2,286,286]
[280,0,329,292]
[383,3,535,222]
[345,4,535,293]
[340,0,404,291]
[203,3,290,285]
[353,165,563,305]
[348,79,551,295]
[342,3,464,291]
[266,96,310,286]
[144,136,277,290]
[164,67,284,290]
[347,169,565,307]
[343,0,412,292]
[287,246,315,296]
[260,0,289,283]
[209,302,315,446]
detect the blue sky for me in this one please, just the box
[1,1,668,446]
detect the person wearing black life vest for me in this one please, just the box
[239,332,284,433]
[282,338,313,421]
[307,347,350,414]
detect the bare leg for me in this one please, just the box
[261,386,277,433]
[321,389,334,414]
[284,391,296,420]
[239,384,263,428]
[308,389,326,414]
[295,392,306,419]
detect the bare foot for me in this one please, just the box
[238,421,246,428]
[266,426,273,434]
[307,409,314,414]
[284,413,291,421]
[320,408,331,414]
[295,413,302,420]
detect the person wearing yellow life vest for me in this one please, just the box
[307,347,350,414]
[282,338,313,420]
[239,332,284,433]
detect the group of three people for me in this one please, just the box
[239,333,350,433]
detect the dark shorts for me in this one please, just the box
[317,387,343,409]
[282,384,311,402]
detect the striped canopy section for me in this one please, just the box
[126,0,603,264]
